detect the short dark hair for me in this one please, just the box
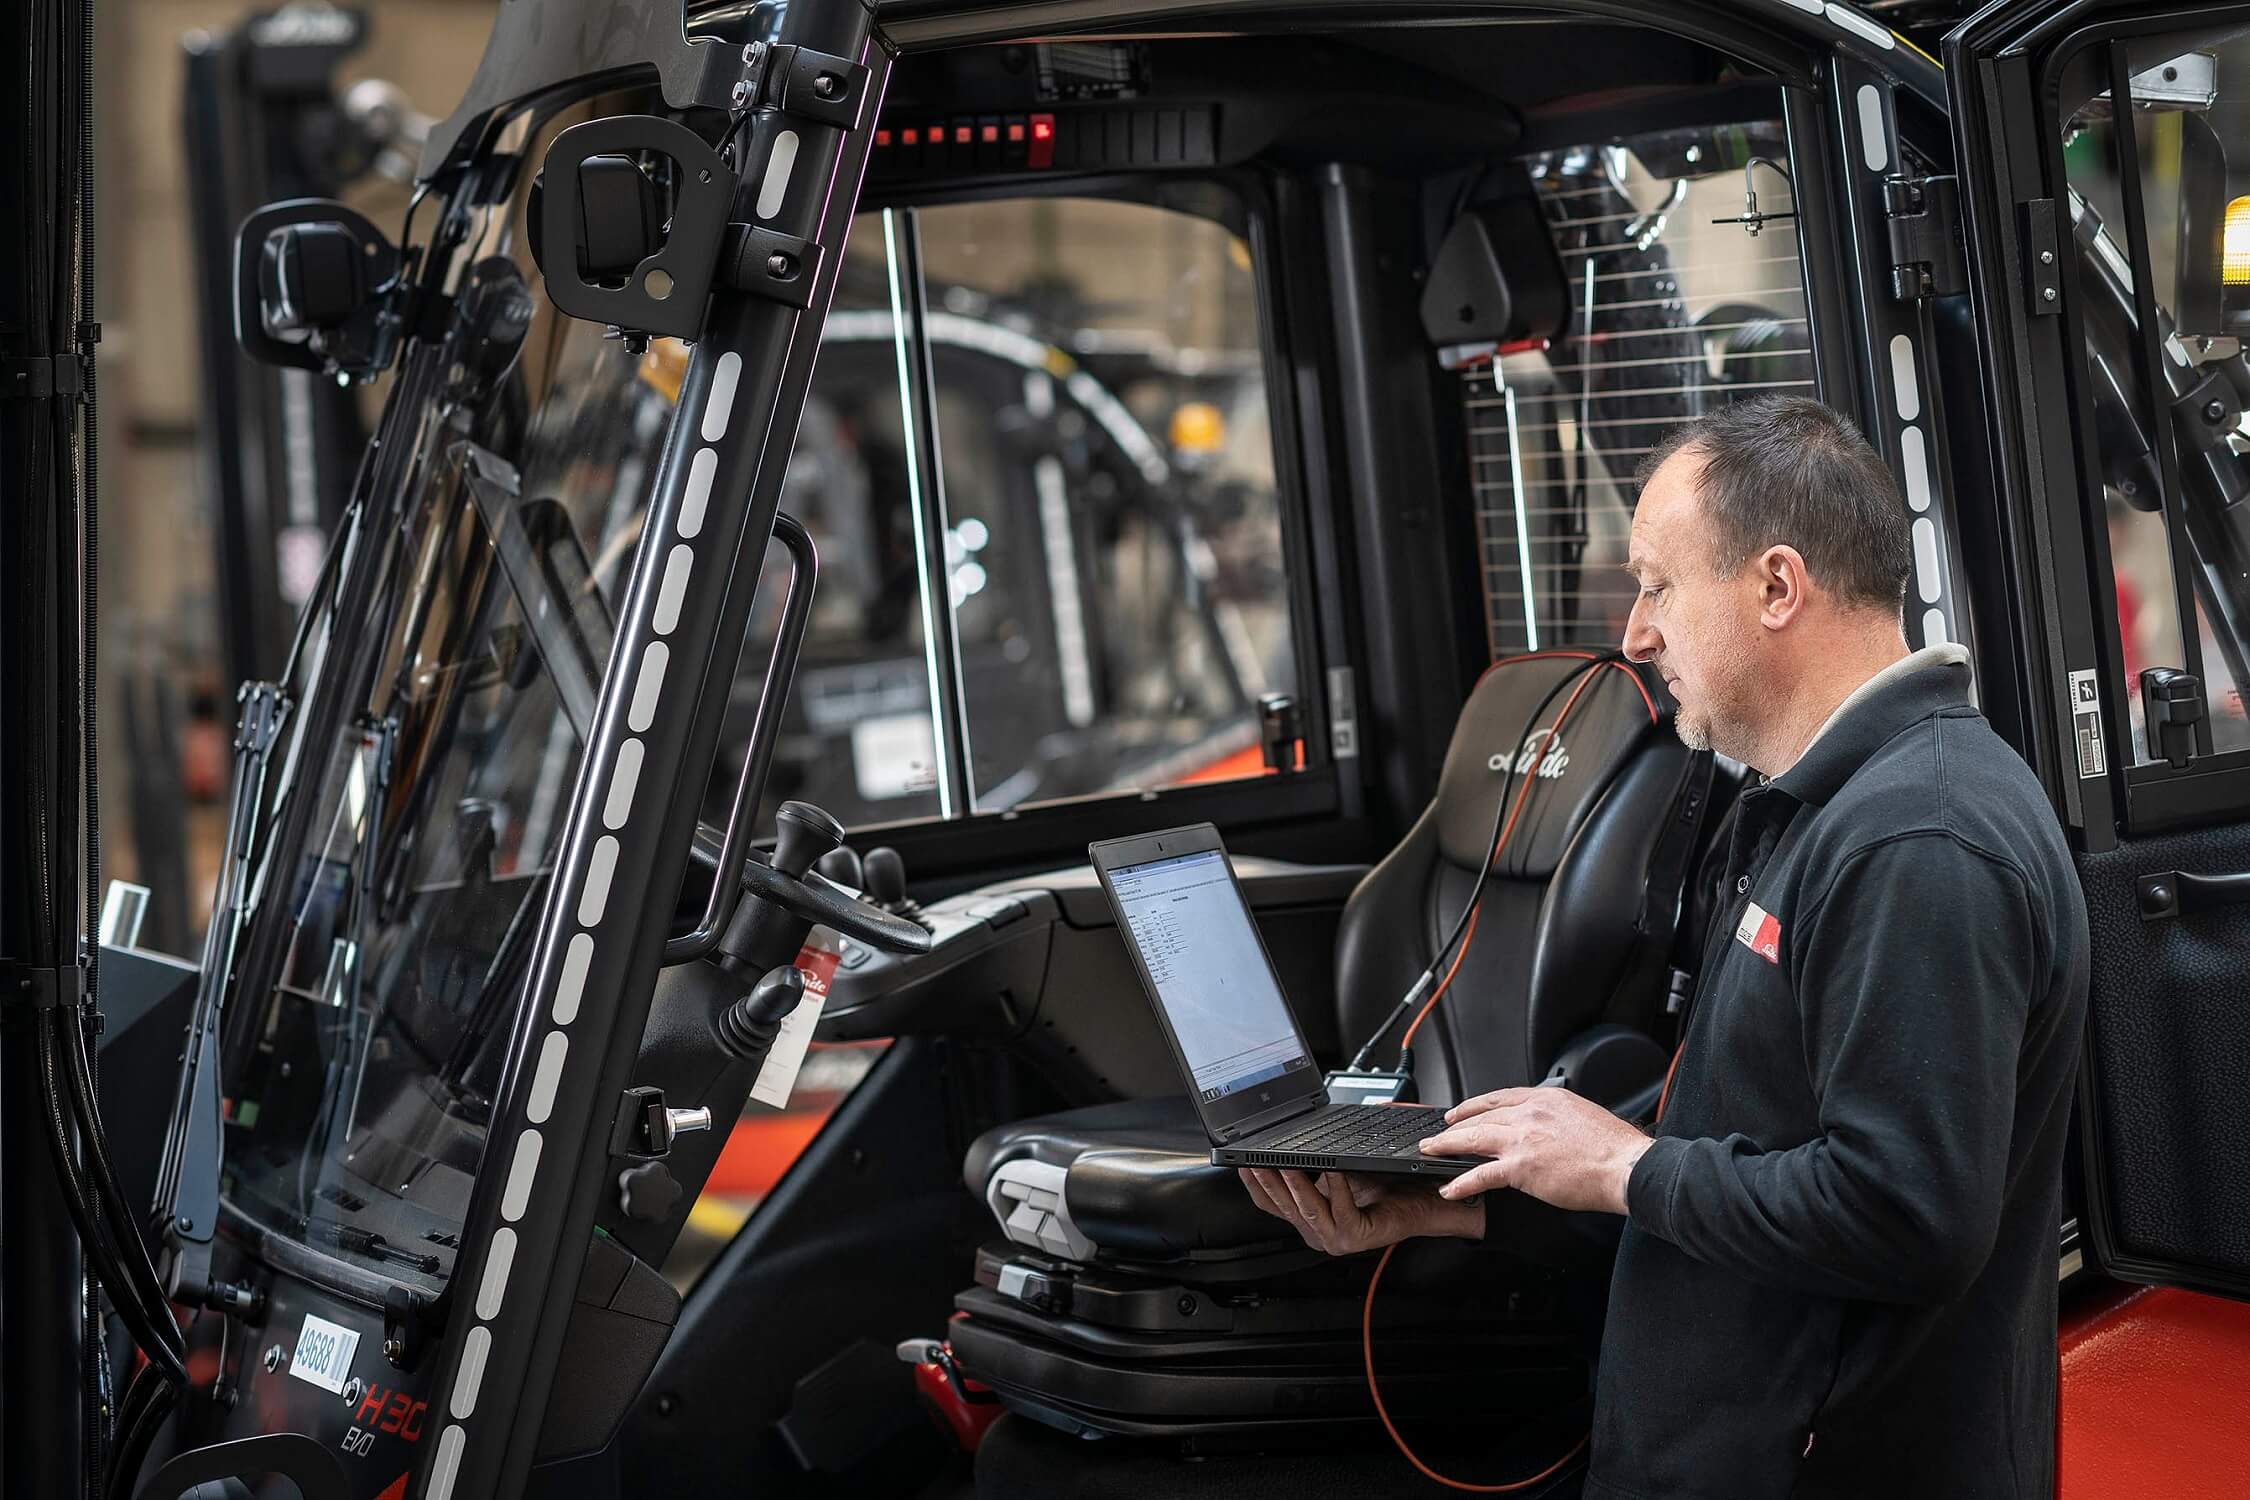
[1633,395,1913,613]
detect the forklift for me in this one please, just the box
[10,0,2250,1496]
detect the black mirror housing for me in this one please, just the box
[233,197,400,375]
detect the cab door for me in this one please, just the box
[1946,4,2250,1299]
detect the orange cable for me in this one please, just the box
[1398,664,1614,1053]
[1363,1243,1591,1492]
[1368,658,1655,1488]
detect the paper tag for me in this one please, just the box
[749,930,839,1108]
[288,1312,362,1393]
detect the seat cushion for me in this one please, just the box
[967,1099,1296,1261]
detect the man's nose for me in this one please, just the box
[1622,597,1660,664]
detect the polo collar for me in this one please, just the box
[1768,645,1974,807]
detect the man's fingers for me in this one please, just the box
[1444,1088,1536,1125]
[1438,1158,1514,1201]
[1278,1170,1338,1250]
[1421,1120,1505,1159]
[1239,1169,1290,1221]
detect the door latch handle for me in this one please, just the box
[2136,868,2250,920]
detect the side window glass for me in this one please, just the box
[723,222,947,832]
[2063,45,2250,763]
[913,197,1296,810]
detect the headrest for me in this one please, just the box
[1432,654,1664,880]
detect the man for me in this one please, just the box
[1242,395,2089,1499]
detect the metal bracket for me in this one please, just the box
[1,354,89,400]
[716,224,823,310]
[1883,174,1966,301]
[758,45,869,131]
[2022,198,2063,317]
[0,960,84,1015]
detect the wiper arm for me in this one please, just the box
[153,679,291,1304]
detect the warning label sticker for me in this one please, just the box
[2069,668,2106,779]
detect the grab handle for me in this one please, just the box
[665,512,816,964]
[2137,868,2250,921]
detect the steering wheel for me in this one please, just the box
[679,800,930,961]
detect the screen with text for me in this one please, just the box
[1110,850,1312,1102]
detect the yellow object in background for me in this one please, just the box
[1170,400,1226,454]
[2224,195,2250,286]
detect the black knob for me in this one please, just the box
[863,846,906,908]
[773,800,845,877]
[617,1161,683,1223]
[814,845,865,890]
[717,964,804,1060]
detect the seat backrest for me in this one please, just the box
[1333,651,1707,1105]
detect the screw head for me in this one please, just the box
[2206,399,2228,423]
[264,1345,286,1374]
[174,1215,194,1233]
[340,1377,363,1407]
[2042,286,2058,303]
[1176,1294,1199,1317]
[742,42,763,64]
[767,252,793,278]
[813,73,841,99]
[2040,249,2056,265]
[655,1392,679,1417]
[384,1335,406,1363]
[730,80,751,108]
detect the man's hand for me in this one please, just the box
[1419,1086,1655,1214]
[1239,1168,1485,1256]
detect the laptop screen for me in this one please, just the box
[1107,849,1315,1104]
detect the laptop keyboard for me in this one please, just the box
[1253,1103,1453,1158]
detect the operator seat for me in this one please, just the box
[965,651,1715,1269]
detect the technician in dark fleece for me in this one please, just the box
[1241,395,2090,1499]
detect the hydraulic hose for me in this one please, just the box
[36,1013,187,1387]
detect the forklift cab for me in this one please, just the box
[117,1,2250,1497]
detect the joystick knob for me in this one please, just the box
[863,846,907,908]
[717,964,805,1061]
[773,799,845,878]
[814,845,865,890]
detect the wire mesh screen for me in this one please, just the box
[1469,129,1813,658]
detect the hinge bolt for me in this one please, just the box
[813,73,842,99]
[730,80,751,109]
[742,42,763,65]
[767,252,794,278]
[2207,399,2229,423]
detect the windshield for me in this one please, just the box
[217,103,683,1292]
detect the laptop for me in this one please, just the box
[1090,823,1486,1180]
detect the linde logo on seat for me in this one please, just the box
[1488,729,1570,780]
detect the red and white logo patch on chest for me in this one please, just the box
[1734,900,1782,964]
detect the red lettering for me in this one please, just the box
[355,1384,386,1426]
[398,1400,426,1443]
[379,1391,410,1435]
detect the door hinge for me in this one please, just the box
[1884,174,1967,301]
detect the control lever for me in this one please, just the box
[814,844,864,890]
[716,964,804,1063]
[862,846,930,929]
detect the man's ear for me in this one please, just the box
[1753,544,1812,632]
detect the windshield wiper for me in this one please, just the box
[152,679,291,1306]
